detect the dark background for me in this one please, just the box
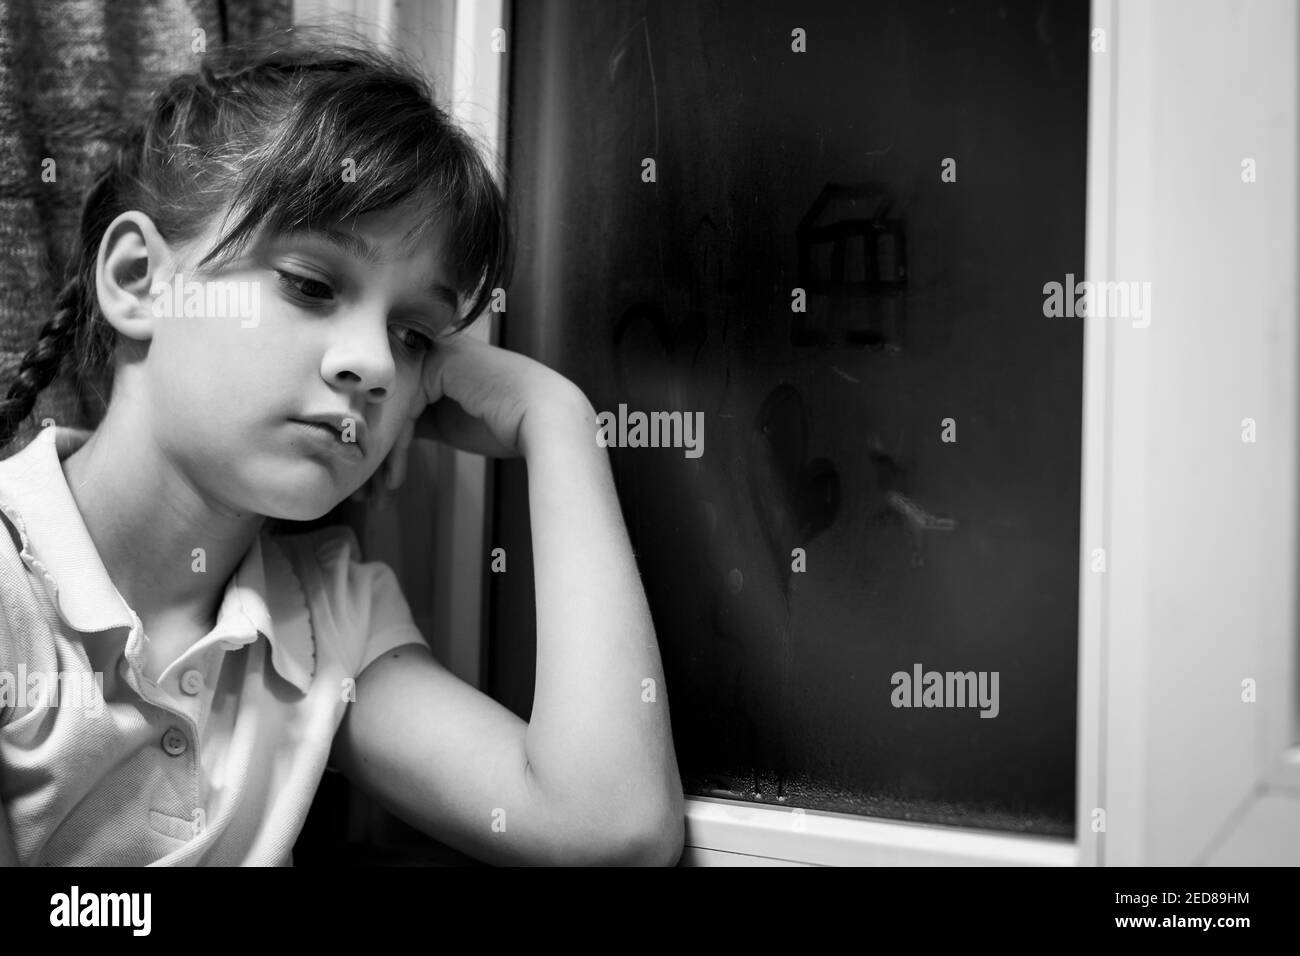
[489,0,1087,836]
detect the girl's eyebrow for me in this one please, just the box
[283,226,461,312]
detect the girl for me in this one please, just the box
[0,30,683,866]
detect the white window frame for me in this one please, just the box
[683,0,1300,866]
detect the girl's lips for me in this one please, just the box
[290,420,365,460]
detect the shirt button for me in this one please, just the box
[180,669,204,696]
[161,727,188,757]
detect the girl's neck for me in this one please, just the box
[60,407,265,643]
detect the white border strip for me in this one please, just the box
[1073,0,1115,870]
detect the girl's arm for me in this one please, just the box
[332,339,684,865]
[515,392,685,854]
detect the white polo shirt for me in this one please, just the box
[0,425,425,865]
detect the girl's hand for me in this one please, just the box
[413,334,594,459]
[349,415,415,509]
[356,334,595,507]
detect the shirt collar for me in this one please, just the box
[0,425,315,693]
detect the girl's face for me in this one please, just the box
[141,203,457,521]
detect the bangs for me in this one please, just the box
[194,69,510,328]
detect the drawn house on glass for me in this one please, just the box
[794,183,907,350]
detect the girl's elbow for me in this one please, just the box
[626,792,686,866]
[581,796,685,866]
[644,812,686,866]
[594,817,683,866]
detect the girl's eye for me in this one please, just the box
[393,326,436,354]
[276,270,334,303]
[276,267,433,354]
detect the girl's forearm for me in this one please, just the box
[518,395,683,845]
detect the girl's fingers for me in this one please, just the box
[386,417,416,490]
[420,337,457,407]
[370,465,391,511]
[346,415,415,510]
[422,396,520,458]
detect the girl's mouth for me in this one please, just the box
[289,420,365,460]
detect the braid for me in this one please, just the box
[0,275,85,449]
[0,113,125,453]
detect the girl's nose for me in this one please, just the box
[329,368,389,399]
[321,332,396,400]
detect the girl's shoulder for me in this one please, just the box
[265,523,423,672]
[266,521,369,614]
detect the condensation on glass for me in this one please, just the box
[492,0,1088,838]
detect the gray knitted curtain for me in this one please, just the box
[0,0,291,459]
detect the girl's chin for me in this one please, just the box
[264,502,338,523]
[245,457,372,520]
[259,482,351,522]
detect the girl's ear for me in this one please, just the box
[95,211,174,342]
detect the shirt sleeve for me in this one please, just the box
[309,525,429,678]
[355,560,429,673]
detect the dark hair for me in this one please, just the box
[0,27,513,450]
